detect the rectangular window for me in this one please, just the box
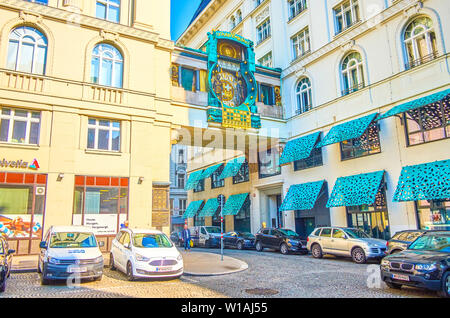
[288,0,307,21]
[259,84,274,105]
[294,147,323,171]
[87,118,121,152]
[334,0,360,35]
[193,178,205,193]
[258,52,273,68]
[0,108,40,145]
[73,176,129,235]
[258,148,281,179]
[211,164,225,189]
[179,199,187,217]
[96,0,121,23]
[26,0,48,4]
[181,67,196,92]
[416,199,450,231]
[404,100,449,146]
[233,161,249,184]
[291,28,310,60]
[177,173,185,189]
[257,19,271,44]
[340,122,381,160]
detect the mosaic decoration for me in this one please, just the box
[393,160,450,202]
[184,170,204,191]
[200,163,223,180]
[198,198,219,217]
[222,193,250,216]
[279,180,325,211]
[280,132,321,165]
[219,157,246,180]
[379,88,450,120]
[182,200,204,219]
[327,170,385,208]
[316,113,378,148]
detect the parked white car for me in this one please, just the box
[110,228,183,280]
[38,226,104,285]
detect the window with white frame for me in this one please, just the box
[291,28,310,60]
[0,108,40,145]
[403,16,438,69]
[91,43,123,88]
[179,199,187,216]
[334,0,360,35]
[341,51,364,96]
[258,52,273,67]
[296,77,312,114]
[87,118,121,151]
[6,26,48,75]
[177,173,185,189]
[25,0,48,4]
[230,16,236,30]
[257,19,271,44]
[96,0,121,23]
[236,10,242,23]
[288,0,307,20]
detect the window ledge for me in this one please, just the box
[0,142,39,150]
[85,149,123,156]
[256,36,271,48]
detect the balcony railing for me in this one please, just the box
[405,52,439,70]
[341,83,365,96]
[335,19,361,36]
[295,104,313,115]
[288,4,308,21]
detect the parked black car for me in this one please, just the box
[255,228,307,255]
[223,231,256,250]
[170,231,184,247]
[386,230,429,254]
[381,231,450,298]
[0,237,15,293]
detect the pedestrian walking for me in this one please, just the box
[181,224,192,251]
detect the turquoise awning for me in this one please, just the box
[279,132,321,165]
[280,180,325,211]
[316,113,378,148]
[219,157,246,180]
[182,200,204,219]
[198,198,219,217]
[200,163,223,180]
[184,170,204,190]
[393,159,450,202]
[222,193,249,216]
[379,88,450,120]
[327,171,385,208]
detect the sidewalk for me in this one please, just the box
[11,250,248,276]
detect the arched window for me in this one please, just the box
[341,51,364,96]
[91,43,123,88]
[236,10,242,23]
[6,26,48,75]
[230,16,236,30]
[296,77,312,114]
[403,16,437,69]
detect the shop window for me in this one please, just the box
[294,147,323,171]
[234,196,251,233]
[194,178,205,193]
[346,186,391,240]
[87,118,121,152]
[211,164,225,189]
[0,108,40,145]
[258,148,281,179]
[72,176,129,235]
[96,0,121,23]
[233,160,249,184]
[340,122,381,160]
[404,98,449,146]
[416,199,449,231]
[91,43,123,88]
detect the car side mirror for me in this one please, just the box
[7,249,15,255]
[39,241,47,249]
[98,241,105,248]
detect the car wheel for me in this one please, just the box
[109,253,116,271]
[255,241,263,252]
[437,271,450,298]
[237,241,244,250]
[280,243,289,255]
[390,249,402,254]
[385,282,402,289]
[0,280,6,293]
[126,262,135,281]
[93,275,102,282]
[40,271,50,286]
[352,247,367,264]
[311,244,323,259]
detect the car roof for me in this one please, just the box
[422,231,450,236]
[50,226,94,233]
[122,228,164,235]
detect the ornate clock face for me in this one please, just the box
[212,69,247,108]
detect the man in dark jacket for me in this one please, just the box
[181,225,191,251]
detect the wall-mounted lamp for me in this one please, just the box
[138,177,145,184]
[57,173,64,182]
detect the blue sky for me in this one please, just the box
[171,0,202,41]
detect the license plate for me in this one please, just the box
[67,267,88,273]
[392,274,410,281]
[156,266,173,272]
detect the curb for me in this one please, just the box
[182,260,249,277]
[11,269,37,274]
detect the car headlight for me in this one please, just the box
[93,256,103,264]
[381,259,390,266]
[415,263,437,271]
[135,254,150,262]
[48,257,61,265]
[177,254,183,261]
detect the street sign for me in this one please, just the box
[217,195,226,261]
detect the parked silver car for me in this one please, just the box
[307,227,388,264]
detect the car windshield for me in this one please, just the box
[205,227,221,234]
[279,229,300,238]
[345,229,371,239]
[133,233,173,248]
[408,234,450,252]
[49,232,98,248]
[237,232,255,239]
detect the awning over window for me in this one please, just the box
[279,132,321,165]
[184,170,204,190]
[327,170,385,208]
[219,157,246,180]
[199,163,223,180]
[393,159,450,202]
[379,88,450,120]
[198,198,219,217]
[222,193,249,216]
[182,200,204,219]
[279,180,325,212]
[316,113,378,148]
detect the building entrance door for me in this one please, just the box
[295,217,316,239]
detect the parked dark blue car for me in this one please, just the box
[223,231,256,250]
[0,237,15,293]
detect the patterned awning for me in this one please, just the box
[279,132,321,165]
[280,180,325,211]
[222,193,249,216]
[199,163,223,180]
[198,198,219,217]
[182,200,204,219]
[327,171,385,208]
[184,170,204,190]
[219,157,246,180]
[393,160,450,202]
[379,88,450,120]
[316,113,378,148]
